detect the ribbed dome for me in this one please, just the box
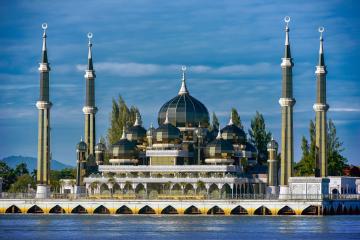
[221,116,246,145]
[77,139,87,151]
[126,116,146,144]
[154,112,181,144]
[158,69,209,128]
[205,131,234,159]
[111,133,138,159]
[267,138,278,150]
[95,142,106,152]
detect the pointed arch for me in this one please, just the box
[207,206,225,215]
[116,205,133,214]
[184,184,195,195]
[278,206,295,215]
[27,205,44,214]
[230,206,248,215]
[94,205,110,214]
[113,183,121,194]
[71,205,88,214]
[135,183,146,194]
[184,205,201,215]
[301,205,318,215]
[161,205,178,214]
[100,183,110,194]
[254,206,272,215]
[221,184,231,199]
[209,184,220,199]
[5,205,22,213]
[138,205,155,214]
[49,205,66,214]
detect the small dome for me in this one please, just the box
[205,130,234,160]
[77,139,87,151]
[267,138,278,150]
[158,68,209,128]
[95,142,106,152]
[221,115,246,144]
[111,131,138,160]
[154,113,181,144]
[127,123,146,144]
[147,123,155,137]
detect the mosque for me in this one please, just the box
[33,17,359,200]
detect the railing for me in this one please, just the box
[1,192,359,201]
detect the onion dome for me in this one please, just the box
[221,112,246,145]
[158,66,209,128]
[76,137,87,152]
[110,128,138,164]
[154,111,181,144]
[267,138,278,150]
[204,128,234,164]
[95,141,106,152]
[126,114,146,144]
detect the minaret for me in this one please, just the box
[278,16,296,194]
[75,138,87,195]
[36,23,52,198]
[82,32,97,171]
[267,138,279,194]
[313,27,329,177]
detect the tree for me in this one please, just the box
[8,174,35,193]
[295,136,315,176]
[0,161,16,191]
[248,111,272,165]
[231,108,243,129]
[50,168,76,192]
[14,163,29,177]
[107,95,141,145]
[210,112,219,131]
[327,119,347,175]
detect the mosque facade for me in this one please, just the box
[35,17,332,199]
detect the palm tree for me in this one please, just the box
[196,180,205,195]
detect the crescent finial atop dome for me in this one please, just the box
[178,65,189,95]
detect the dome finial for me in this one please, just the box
[80,136,83,142]
[134,112,141,126]
[178,65,189,95]
[121,127,126,139]
[164,110,170,124]
[216,125,222,139]
[228,111,234,125]
[150,122,154,128]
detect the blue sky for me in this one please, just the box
[0,0,359,166]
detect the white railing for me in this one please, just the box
[99,165,241,173]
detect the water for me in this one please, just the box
[0,215,360,240]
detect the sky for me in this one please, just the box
[0,0,359,166]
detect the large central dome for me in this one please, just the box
[158,67,209,128]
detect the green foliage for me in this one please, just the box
[14,162,29,177]
[231,108,243,129]
[107,95,140,145]
[295,119,347,176]
[0,161,16,191]
[248,111,272,165]
[8,174,35,193]
[50,168,76,192]
[210,112,219,131]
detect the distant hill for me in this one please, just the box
[1,155,74,172]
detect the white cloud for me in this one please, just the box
[330,108,360,113]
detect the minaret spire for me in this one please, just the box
[216,125,222,139]
[279,16,296,195]
[82,32,97,174]
[178,65,189,95]
[36,23,52,198]
[228,111,234,125]
[313,27,329,177]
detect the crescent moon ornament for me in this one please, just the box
[87,32,93,39]
[318,27,325,33]
[182,65,186,71]
[284,16,290,23]
[42,23,48,30]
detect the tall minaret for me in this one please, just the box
[82,32,97,171]
[36,23,52,198]
[313,27,329,177]
[279,16,296,194]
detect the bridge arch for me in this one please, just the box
[207,206,225,215]
[49,205,66,214]
[301,205,319,215]
[230,205,248,215]
[116,205,133,214]
[184,205,201,215]
[94,205,110,214]
[278,206,295,215]
[27,205,44,214]
[5,205,22,213]
[138,205,155,214]
[254,206,271,215]
[71,205,88,214]
[161,205,178,214]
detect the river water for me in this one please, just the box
[0,215,359,240]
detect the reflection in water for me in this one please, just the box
[0,215,360,240]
